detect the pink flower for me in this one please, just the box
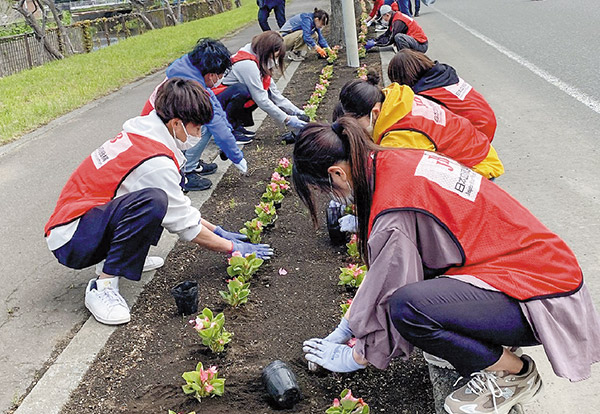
[279,158,290,168]
[256,221,263,229]
[342,390,359,403]
[204,383,214,393]
[278,268,288,275]
[207,366,218,379]
[199,368,209,382]
[346,299,353,305]
[280,183,290,191]
[269,182,279,192]
[332,398,341,407]
[349,234,358,244]
[271,172,282,181]
[231,251,243,257]
[218,339,225,345]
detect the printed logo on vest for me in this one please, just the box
[443,77,472,101]
[91,132,133,169]
[414,152,482,202]
[412,95,447,126]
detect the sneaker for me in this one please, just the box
[184,173,212,191]
[233,130,253,144]
[234,126,256,136]
[444,355,543,414]
[96,256,164,276]
[85,277,130,325]
[193,159,217,175]
[287,51,304,62]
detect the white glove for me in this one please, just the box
[339,214,358,233]
[366,19,373,27]
[234,158,248,174]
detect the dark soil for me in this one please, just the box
[62,49,434,414]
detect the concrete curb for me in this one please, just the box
[13,60,301,414]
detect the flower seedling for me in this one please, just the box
[181,362,225,402]
[240,218,264,244]
[356,64,368,80]
[227,251,264,281]
[326,389,370,414]
[190,308,233,353]
[275,157,292,177]
[338,264,367,288]
[326,45,341,64]
[340,298,353,316]
[271,172,290,194]
[219,277,250,307]
[262,182,284,205]
[303,103,318,121]
[255,200,277,225]
[346,234,360,260]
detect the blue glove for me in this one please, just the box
[365,39,376,50]
[324,318,353,344]
[214,226,248,241]
[285,115,307,134]
[303,339,366,373]
[231,239,274,259]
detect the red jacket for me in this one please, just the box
[44,132,178,236]
[368,150,583,300]
[391,12,427,43]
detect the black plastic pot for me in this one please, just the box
[280,131,297,145]
[274,201,282,209]
[262,360,302,409]
[171,280,198,316]
[326,202,347,245]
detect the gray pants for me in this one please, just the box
[394,33,428,52]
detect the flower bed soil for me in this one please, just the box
[61,50,434,414]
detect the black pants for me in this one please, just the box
[389,278,540,376]
[216,83,258,129]
[257,1,285,31]
[53,188,168,281]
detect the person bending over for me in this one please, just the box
[45,78,273,326]
[257,0,286,32]
[295,117,600,414]
[280,8,331,62]
[365,5,428,53]
[388,49,497,141]
[142,38,248,192]
[213,31,307,139]
[336,73,504,179]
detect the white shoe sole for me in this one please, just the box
[85,300,130,325]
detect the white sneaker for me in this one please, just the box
[85,277,130,325]
[95,256,165,276]
[424,347,523,370]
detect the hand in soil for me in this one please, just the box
[303,339,366,373]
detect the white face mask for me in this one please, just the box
[174,123,202,151]
[212,77,223,88]
[365,110,375,135]
[268,58,275,69]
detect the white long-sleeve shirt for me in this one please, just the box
[46,112,202,251]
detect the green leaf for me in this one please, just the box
[182,384,195,394]
[202,308,213,319]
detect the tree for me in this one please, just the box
[130,0,155,30]
[329,0,362,47]
[13,0,63,60]
[162,0,178,26]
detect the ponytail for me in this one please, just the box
[339,75,385,118]
[293,117,378,263]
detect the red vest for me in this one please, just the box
[391,12,428,43]
[44,132,179,236]
[378,94,491,168]
[419,78,497,142]
[368,150,583,300]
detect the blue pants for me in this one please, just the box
[53,188,168,281]
[389,277,540,376]
[216,83,257,129]
[257,0,285,31]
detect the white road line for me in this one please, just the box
[434,7,600,115]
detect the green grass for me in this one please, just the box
[0,0,258,144]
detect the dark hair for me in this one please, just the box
[251,31,286,79]
[332,101,345,122]
[154,78,214,126]
[188,38,232,76]
[338,71,385,117]
[387,49,435,86]
[293,117,379,262]
[314,8,329,25]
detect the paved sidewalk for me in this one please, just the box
[0,0,327,412]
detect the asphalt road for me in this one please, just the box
[416,1,600,412]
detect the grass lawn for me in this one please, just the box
[0,0,257,144]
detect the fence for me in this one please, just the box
[0,0,231,77]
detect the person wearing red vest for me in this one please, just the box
[295,118,600,414]
[214,31,307,138]
[45,79,273,326]
[337,75,504,179]
[365,5,428,53]
[388,49,498,142]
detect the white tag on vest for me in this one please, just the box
[411,95,447,126]
[443,77,472,101]
[414,152,482,202]
[91,132,133,169]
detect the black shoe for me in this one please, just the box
[414,11,420,17]
[280,131,297,145]
[183,173,212,191]
[193,159,217,175]
[233,130,253,144]
[234,126,256,136]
